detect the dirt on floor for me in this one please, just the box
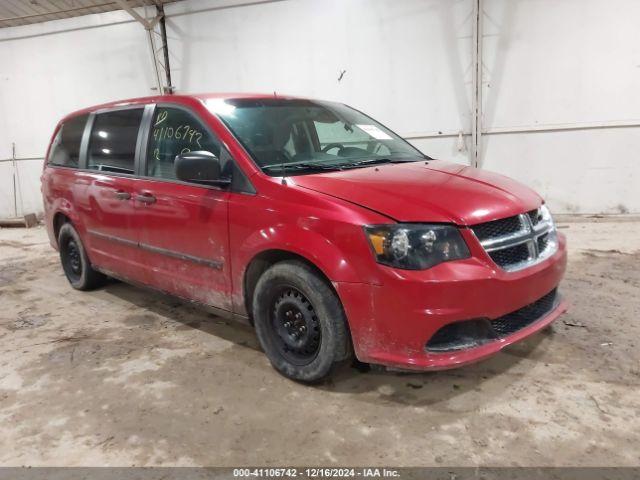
[0,218,639,467]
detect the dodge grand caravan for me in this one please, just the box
[42,93,568,382]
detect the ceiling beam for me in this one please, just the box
[0,1,117,24]
[0,0,177,29]
[113,0,162,30]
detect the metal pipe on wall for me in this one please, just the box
[402,119,640,141]
[157,3,173,93]
[146,28,163,94]
[12,143,17,218]
[471,0,484,168]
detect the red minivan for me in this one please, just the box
[42,93,568,381]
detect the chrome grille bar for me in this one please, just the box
[472,208,558,272]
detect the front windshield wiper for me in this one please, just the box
[263,156,432,174]
[340,158,393,168]
[263,162,343,173]
[339,157,423,169]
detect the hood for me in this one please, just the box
[292,160,542,225]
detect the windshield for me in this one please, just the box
[207,98,426,175]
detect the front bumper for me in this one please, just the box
[335,231,568,370]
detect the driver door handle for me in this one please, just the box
[135,192,156,204]
[114,190,131,200]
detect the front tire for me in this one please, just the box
[252,260,352,382]
[58,223,106,290]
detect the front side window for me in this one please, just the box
[87,109,143,174]
[208,98,424,176]
[48,114,88,167]
[147,107,221,180]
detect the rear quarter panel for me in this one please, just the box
[41,151,83,248]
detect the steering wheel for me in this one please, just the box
[280,149,293,162]
[321,143,345,154]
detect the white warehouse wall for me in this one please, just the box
[481,0,640,214]
[0,0,639,218]
[164,0,474,163]
[0,9,157,217]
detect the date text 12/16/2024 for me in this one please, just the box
[233,468,400,478]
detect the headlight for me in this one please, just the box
[364,224,470,270]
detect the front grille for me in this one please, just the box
[471,215,522,241]
[470,207,557,272]
[425,289,558,352]
[528,209,541,226]
[537,232,549,253]
[489,243,530,268]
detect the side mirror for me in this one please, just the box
[174,151,231,187]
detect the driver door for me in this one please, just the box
[132,105,232,310]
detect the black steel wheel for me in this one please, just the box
[253,260,352,382]
[58,222,106,290]
[270,286,322,366]
[62,238,82,282]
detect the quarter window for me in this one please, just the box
[147,107,221,180]
[48,114,88,167]
[88,109,143,174]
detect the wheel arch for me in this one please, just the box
[52,211,72,246]
[243,249,339,323]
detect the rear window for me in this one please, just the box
[88,108,144,174]
[48,114,88,167]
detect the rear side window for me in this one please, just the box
[146,107,220,180]
[88,108,143,174]
[48,114,88,167]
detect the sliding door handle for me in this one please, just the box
[135,192,156,204]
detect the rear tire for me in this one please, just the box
[252,260,352,382]
[58,223,106,290]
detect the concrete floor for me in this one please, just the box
[0,217,639,467]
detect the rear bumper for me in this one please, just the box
[335,232,568,370]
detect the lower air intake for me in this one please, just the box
[425,289,558,352]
